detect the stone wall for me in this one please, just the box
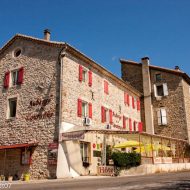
[0,39,62,179]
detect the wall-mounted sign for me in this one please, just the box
[48,143,58,165]
[61,131,85,141]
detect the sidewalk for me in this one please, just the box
[9,175,112,185]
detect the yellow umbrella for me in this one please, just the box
[114,140,143,148]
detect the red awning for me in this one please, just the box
[0,143,38,150]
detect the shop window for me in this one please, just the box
[154,83,168,97]
[21,150,32,165]
[155,73,162,82]
[157,108,167,125]
[8,98,17,118]
[80,142,90,166]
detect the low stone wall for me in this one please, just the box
[120,163,190,176]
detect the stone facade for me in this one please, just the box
[0,37,62,179]
[121,59,190,142]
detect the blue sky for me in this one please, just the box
[0,0,190,77]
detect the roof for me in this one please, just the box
[120,59,190,85]
[0,142,38,150]
[0,34,142,97]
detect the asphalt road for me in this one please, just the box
[10,171,190,190]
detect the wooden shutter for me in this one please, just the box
[79,65,83,82]
[132,97,135,109]
[17,67,24,84]
[89,103,92,118]
[4,71,10,88]
[129,118,132,132]
[154,84,157,97]
[109,109,113,124]
[124,92,128,104]
[127,94,130,106]
[77,99,82,117]
[123,116,126,129]
[133,121,136,131]
[138,122,143,133]
[163,83,168,96]
[101,106,105,123]
[104,81,108,94]
[137,100,141,111]
[157,109,162,125]
[161,108,167,125]
[88,70,92,87]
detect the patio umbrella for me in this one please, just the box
[114,140,143,148]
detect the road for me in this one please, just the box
[10,171,190,190]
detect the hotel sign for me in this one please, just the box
[61,131,85,141]
[97,166,115,176]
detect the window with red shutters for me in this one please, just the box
[88,70,92,87]
[109,109,113,124]
[4,71,10,88]
[123,116,126,129]
[104,80,109,94]
[129,118,132,132]
[77,99,82,117]
[79,65,83,82]
[17,67,24,84]
[88,103,92,118]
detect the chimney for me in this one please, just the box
[44,29,51,41]
[141,57,150,65]
[175,66,180,71]
[141,56,154,135]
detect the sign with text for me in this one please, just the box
[97,166,115,176]
[48,143,58,165]
[61,131,85,141]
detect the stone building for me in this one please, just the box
[120,57,190,143]
[0,30,142,179]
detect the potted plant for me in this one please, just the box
[23,172,30,181]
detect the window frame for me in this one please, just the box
[80,142,91,164]
[7,97,17,119]
[157,108,167,126]
[82,101,88,117]
[155,73,162,82]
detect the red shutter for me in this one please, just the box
[104,81,108,94]
[88,70,92,87]
[127,94,130,106]
[134,121,136,131]
[123,116,126,129]
[137,100,141,111]
[124,92,127,104]
[89,103,92,118]
[79,65,83,82]
[109,109,113,124]
[17,67,24,84]
[101,106,105,123]
[129,118,132,132]
[4,71,10,88]
[132,97,135,109]
[138,122,143,133]
[77,99,82,117]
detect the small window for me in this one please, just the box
[82,101,88,117]
[80,142,90,163]
[11,70,19,86]
[155,73,162,82]
[82,69,87,82]
[157,108,167,125]
[8,98,17,118]
[13,48,22,58]
[154,83,168,97]
[104,108,109,123]
[156,85,164,96]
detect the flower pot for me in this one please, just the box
[24,174,30,181]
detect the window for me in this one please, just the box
[154,83,168,97]
[80,142,90,164]
[101,106,112,123]
[82,101,88,117]
[157,108,167,125]
[155,73,162,82]
[11,70,19,86]
[8,98,17,118]
[82,69,87,82]
[13,48,22,58]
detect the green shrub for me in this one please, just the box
[111,152,141,168]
